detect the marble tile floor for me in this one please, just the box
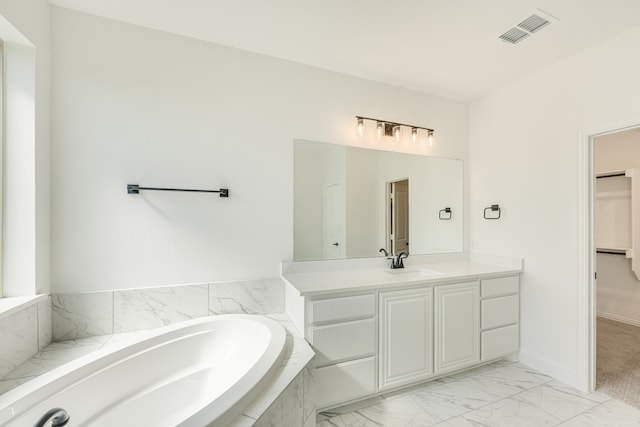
[316,361,640,427]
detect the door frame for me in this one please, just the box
[577,118,640,392]
[385,178,409,255]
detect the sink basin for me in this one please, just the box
[385,268,443,277]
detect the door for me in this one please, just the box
[324,183,345,259]
[386,179,409,254]
[434,281,480,375]
[379,287,433,390]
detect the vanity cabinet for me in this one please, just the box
[480,276,520,361]
[434,281,480,374]
[379,287,433,390]
[285,270,520,410]
[306,293,377,408]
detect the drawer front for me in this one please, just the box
[310,318,376,366]
[309,293,376,324]
[481,324,519,361]
[315,357,376,409]
[481,276,519,298]
[481,295,519,330]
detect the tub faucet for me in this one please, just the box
[33,408,70,427]
[389,252,408,269]
[379,248,389,257]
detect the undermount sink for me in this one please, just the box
[385,268,443,277]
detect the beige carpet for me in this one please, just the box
[597,316,640,408]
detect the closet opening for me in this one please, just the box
[593,129,640,405]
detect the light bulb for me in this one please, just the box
[411,127,418,143]
[357,118,364,136]
[393,125,401,141]
[428,130,434,145]
[377,122,383,139]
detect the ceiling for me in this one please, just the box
[48,0,640,101]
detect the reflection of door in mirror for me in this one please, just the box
[324,182,345,259]
[387,179,409,255]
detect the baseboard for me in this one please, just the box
[597,311,640,328]
[518,349,577,388]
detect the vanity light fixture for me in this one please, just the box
[393,125,402,141]
[355,116,435,144]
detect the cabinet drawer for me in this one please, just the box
[481,295,519,330]
[481,324,519,361]
[481,276,519,298]
[310,318,375,366]
[316,357,376,409]
[309,294,376,324]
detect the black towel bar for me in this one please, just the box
[127,184,229,197]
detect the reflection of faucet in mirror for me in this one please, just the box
[389,252,408,269]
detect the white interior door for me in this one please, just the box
[324,183,345,259]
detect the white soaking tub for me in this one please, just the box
[0,314,286,427]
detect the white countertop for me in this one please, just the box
[282,260,522,296]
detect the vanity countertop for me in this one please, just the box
[282,260,522,297]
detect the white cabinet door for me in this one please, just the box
[379,287,433,390]
[434,281,480,375]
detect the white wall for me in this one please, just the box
[378,154,463,255]
[470,24,640,386]
[346,148,379,258]
[293,145,324,260]
[0,0,51,296]
[595,130,640,326]
[50,7,469,293]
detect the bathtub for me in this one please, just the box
[0,314,286,427]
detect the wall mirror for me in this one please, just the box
[294,140,463,261]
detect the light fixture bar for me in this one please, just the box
[355,115,434,133]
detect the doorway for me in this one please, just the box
[592,129,640,405]
[578,121,640,397]
[386,179,409,255]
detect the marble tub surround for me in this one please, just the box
[282,256,523,296]
[316,361,635,427]
[0,296,51,380]
[37,298,52,351]
[52,277,285,340]
[209,278,285,315]
[114,283,208,333]
[228,312,316,427]
[52,292,114,340]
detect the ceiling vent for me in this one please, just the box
[499,28,529,44]
[517,14,550,33]
[499,9,557,44]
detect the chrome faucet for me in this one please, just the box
[389,252,408,269]
[33,408,70,427]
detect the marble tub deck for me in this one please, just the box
[317,361,640,427]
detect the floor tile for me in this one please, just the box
[513,383,600,421]
[354,394,441,426]
[559,399,640,427]
[460,397,561,426]
[411,377,503,420]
